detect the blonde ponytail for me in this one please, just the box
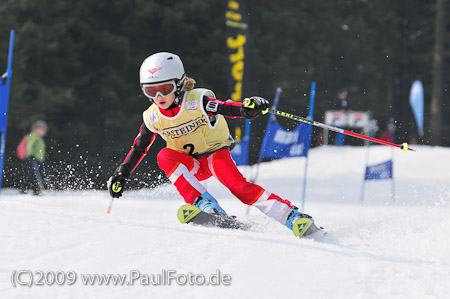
[182,77,196,91]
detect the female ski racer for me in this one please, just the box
[107,52,314,236]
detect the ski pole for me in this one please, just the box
[106,198,114,214]
[266,108,414,152]
[240,99,415,152]
[106,181,123,213]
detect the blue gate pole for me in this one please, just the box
[252,87,282,183]
[243,118,251,165]
[0,30,15,192]
[300,82,315,212]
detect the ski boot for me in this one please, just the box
[285,206,315,237]
[193,192,228,217]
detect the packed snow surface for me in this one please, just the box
[1,145,449,299]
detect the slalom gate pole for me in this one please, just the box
[240,98,415,152]
[253,87,282,183]
[0,30,15,193]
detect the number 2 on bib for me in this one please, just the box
[183,143,195,156]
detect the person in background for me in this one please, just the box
[17,120,48,195]
[332,89,350,146]
[380,117,396,142]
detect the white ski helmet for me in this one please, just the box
[139,52,186,93]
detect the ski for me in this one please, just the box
[177,204,249,230]
[292,217,325,238]
[177,204,325,238]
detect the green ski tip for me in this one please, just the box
[177,205,202,224]
[292,218,314,237]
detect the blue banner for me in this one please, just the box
[231,138,249,165]
[364,160,393,181]
[409,80,424,137]
[261,121,312,159]
[231,119,250,166]
[226,0,250,166]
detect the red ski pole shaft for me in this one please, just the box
[341,129,409,150]
[106,198,114,214]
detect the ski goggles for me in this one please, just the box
[142,81,177,99]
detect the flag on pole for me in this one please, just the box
[260,84,314,160]
[0,31,14,132]
[231,123,250,166]
[364,160,393,181]
[225,0,250,166]
[252,88,282,183]
[255,83,316,212]
[360,120,396,202]
[0,30,15,192]
[361,158,395,202]
[409,80,424,137]
[261,122,312,159]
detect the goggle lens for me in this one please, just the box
[143,82,176,98]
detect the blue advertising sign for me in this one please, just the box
[261,122,312,159]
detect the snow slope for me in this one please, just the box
[1,145,449,299]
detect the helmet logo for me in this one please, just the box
[147,66,162,74]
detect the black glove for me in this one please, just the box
[107,164,131,198]
[240,96,270,119]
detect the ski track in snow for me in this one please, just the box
[0,145,449,299]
